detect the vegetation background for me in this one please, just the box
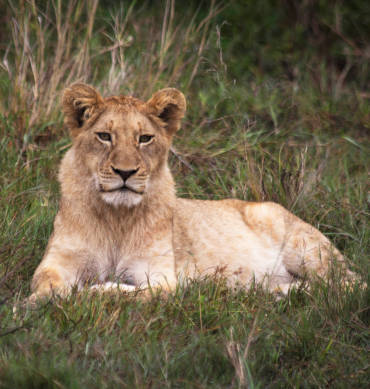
[0,0,369,387]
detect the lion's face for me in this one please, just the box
[77,109,169,207]
[62,84,186,207]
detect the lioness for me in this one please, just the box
[30,83,353,301]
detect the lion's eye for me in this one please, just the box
[97,132,112,142]
[139,134,154,144]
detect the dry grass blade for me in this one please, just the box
[226,312,259,388]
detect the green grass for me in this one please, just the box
[0,1,369,387]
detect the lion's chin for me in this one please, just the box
[101,190,143,208]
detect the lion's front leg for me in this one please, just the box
[29,248,85,303]
[89,280,175,300]
[29,266,74,304]
[89,282,136,293]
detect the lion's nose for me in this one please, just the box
[112,167,138,182]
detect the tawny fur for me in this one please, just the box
[30,83,354,300]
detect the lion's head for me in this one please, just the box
[61,84,186,207]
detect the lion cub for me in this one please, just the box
[30,83,353,301]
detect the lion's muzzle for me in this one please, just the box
[97,166,148,207]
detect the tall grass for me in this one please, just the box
[0,0,369,387]
[1,0,220,137]
[2,0,99,129]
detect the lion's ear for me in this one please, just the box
[62,83,104,137]
[147,88,186,135]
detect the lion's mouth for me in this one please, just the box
[118,185,144,195]
[102,185,144,195]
